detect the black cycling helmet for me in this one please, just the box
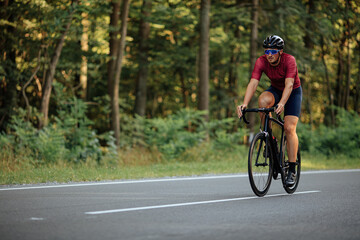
[263,35,284,49]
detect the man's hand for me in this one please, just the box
[275,103,284,115]
[237,104,247,118]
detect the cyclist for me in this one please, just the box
[237,35,302,186]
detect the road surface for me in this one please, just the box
[1,169,359,240]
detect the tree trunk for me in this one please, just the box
[179,70,188,108]
[134,0,151,116]
[227,52,237,118]
[0,0,18,130]
[303,0,315,49]
[110,0,130,146]
[355,41,360,113]
[198,0,210,120]
[335,39,345,107]
[248,0,259,142]
[344,1,351,110]
[320,37,335,125]
[344,39,351,110]
[39,0,78,128]
[227,0,243,118]
[303,0,315,126]
[249,0,258,72]
[108,1,121,99]
[305,70,313,125]
[80,4,90,100]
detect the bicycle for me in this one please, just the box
[240,107,301,197]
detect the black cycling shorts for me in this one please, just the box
[265,85,302,117]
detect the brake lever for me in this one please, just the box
[240,110,250,125]
[274,105,284,123]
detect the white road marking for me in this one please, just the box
[30,217,44,221]
[85,190,321,215]
[0,174,247,191]
[301,169,360,175]
[0,169,359,191]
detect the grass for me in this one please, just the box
[1,144,360,186]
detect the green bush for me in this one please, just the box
[139,109,247,159]
[144,109,207,159]
[298,108,360,158]
[3,109,67,165]
[297,122,313,152]
[314,109,360,157]
[119,113,146,148]
[55,97,102,163]
[0,97,117,166]
[204,118,247,149]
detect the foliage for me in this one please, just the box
[119,112,147,148]
[119,109,247,159]
[143,109,207,159]
[297,122,313,152]
[202,117,248,150]
[314,108,360,157]
[0,97,116,166]
[298,107,360,158]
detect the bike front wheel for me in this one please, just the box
[248,132,273,197]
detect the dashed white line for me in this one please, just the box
[85,190,321,215]
[30,217,44,221]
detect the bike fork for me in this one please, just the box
[255,131,270,167]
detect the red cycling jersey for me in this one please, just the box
[251,53,301,91]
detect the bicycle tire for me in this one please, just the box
[248,132,273,197]
[281,136,301,194]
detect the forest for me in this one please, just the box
[1,0,360,168]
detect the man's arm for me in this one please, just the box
[243,78,259,106]
[237,78,259,118]
[275,77,294,115]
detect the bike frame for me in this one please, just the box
[266,114,286,172]
[242,108,287,184]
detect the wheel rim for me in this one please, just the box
[249,136,272,195]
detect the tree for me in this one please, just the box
[80,1,90,100]
[343,0,352,110]
[247,0,259,141]
[134,0,152,116]
[356,39,360,113]
[0,0,18,129]
[198,0,210,119]
[108,0,121,99]
[39,0,79,128]
[320,36,335,125]
[303,0,316,125]
[109,0,131,146]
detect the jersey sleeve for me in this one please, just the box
[285,55,298,79]
[250,57,264,81]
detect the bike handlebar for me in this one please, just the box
[240,106,283,124]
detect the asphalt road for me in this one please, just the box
[0,169,359,240]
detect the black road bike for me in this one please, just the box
[240,107,301,197]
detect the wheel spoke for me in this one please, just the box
[248,134,272,197]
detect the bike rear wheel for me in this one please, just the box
[248,132,273,197]
[281,136,301,194]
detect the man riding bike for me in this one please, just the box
[237,35,302,186]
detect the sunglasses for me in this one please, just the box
[264,49,281,55]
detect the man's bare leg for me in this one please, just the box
[258,92,275,127]
[284,115,299,164]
